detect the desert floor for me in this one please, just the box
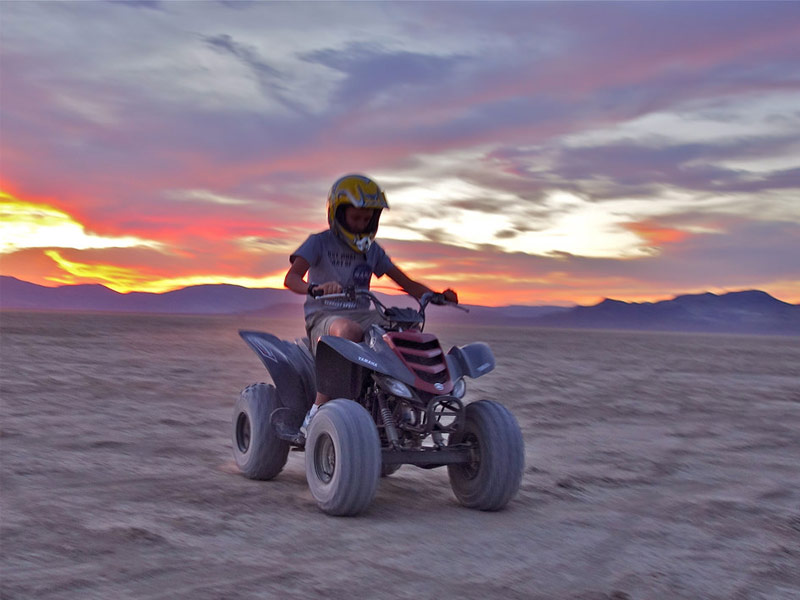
[1,311,799,600]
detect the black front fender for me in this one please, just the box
[315,335,415,399]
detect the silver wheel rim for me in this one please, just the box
[314,433,336,483]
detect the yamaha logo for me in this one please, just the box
[434,383,444,391]
[357,355,379,368]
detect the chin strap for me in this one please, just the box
[354,236,372,252]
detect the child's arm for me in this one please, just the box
[284,257,341,296]
[285,257,312,295]
[386,265,457,303]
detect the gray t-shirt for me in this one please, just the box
[290,230,395,317]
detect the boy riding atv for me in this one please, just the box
[231,175,524,516]
[283,174,458,432]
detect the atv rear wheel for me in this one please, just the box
[447,400,524,510]
[305,399,381,516]
[232,383,289,480]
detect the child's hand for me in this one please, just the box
[317,281,343,296]
[430,288,458,305]
[442,288,458,303]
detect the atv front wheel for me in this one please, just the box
[447,400,524,510]
[305,399,381,516]
[232,383,289,480]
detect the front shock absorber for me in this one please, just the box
[377,395,400,449]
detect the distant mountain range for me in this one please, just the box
[1,276,798,335]
[533,290,800,335]
[0,276,566,322]
[0,276,302,315]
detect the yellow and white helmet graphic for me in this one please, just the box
[326,174,389,253]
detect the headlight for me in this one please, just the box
[451,377,466,399]
[375,375,413,399]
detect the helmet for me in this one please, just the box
[327,174,389,253]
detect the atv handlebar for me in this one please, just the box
[318,287,465,310]
[313,287,467,330]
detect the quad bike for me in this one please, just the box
[232,289,525,516]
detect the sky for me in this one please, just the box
[1,1,799,307]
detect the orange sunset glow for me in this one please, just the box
[3,186,798,306]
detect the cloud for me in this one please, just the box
[302,43,468,109]
[1,2,799,303]
[378,212,800,305]
[164,189,255,206]
[43,249,287,293]
[203,33,310,116]
[109,0,164,10]
[0,191,162,254]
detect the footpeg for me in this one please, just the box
[270,407,306,446]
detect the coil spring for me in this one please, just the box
[378,396,400,447]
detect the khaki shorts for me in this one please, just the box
[305,309,387,353]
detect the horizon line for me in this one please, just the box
[1,274,797,308]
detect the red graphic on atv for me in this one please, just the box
[382,331,453,395]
